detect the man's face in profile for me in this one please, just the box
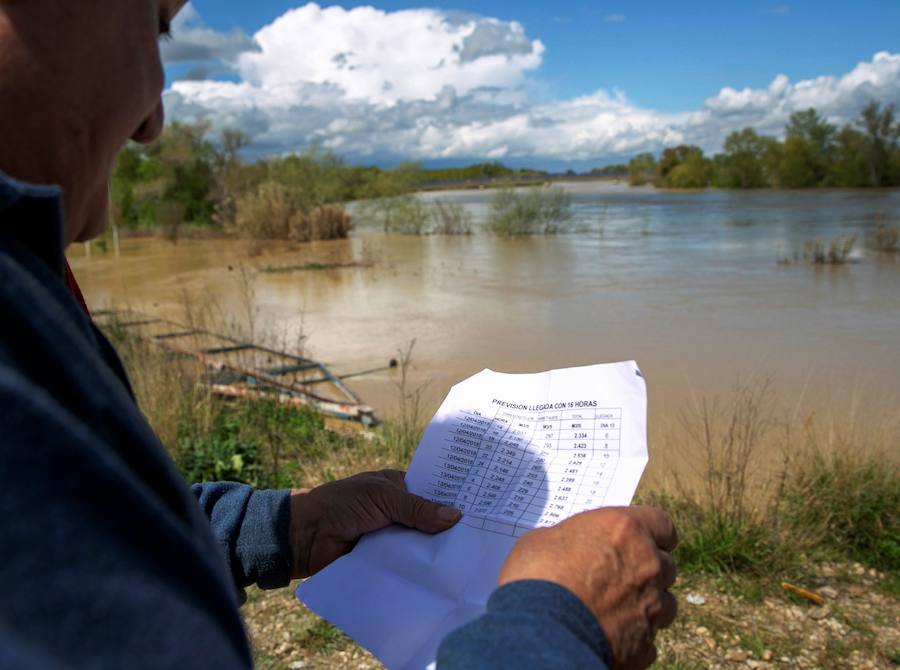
[1,0,187,241]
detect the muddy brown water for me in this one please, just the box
[71,183,900,476]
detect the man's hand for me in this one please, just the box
[498,506,678,670]
[289,469,461,579]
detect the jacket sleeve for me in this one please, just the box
[437,580,611,670]
[191,483,294,597]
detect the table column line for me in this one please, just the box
[455,405,507,512]
[513,412,561,528]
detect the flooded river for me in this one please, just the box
[71,182,900,434]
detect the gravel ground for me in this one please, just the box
[242,561,898,669]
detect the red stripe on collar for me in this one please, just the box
[64,258,91,317]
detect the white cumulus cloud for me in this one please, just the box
[229,4,543,106]
[162,3,900,165]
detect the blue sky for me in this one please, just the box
[163,1,900,168]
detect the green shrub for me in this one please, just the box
[487,186,573,237]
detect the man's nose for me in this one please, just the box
[131,101,165,144]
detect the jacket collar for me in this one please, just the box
[0,171,66,277]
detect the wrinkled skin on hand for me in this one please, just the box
[289,469,461,578]
[498,506,679,670]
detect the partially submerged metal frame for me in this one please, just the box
[94,310,379,426]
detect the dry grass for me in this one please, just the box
[233,181,352,242]
[647,380,899,577]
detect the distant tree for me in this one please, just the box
[775,136,818,188]
[831,125,870,188]
[718,128,774,188]
[658,145,702,181]
[219,128,250,165]
[785,108,837,185]
[143,121,218,225]
[658,146,711,188]
[628,153,657,186]
[857,101,900,186]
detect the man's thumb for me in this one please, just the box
[394,492,462,534]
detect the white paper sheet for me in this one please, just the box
[297,361,648,669]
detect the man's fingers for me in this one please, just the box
[658,550,677,589]
[629,506,678,552]
[380,469,408,489]
[656,590,678,630]
[385,488,461,534]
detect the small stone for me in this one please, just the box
[725,649,748,662]
[820,564,836,577]
[686,593,706,606]
[820,586,838,599]
[747,661,770,669]
[763,650,773,661]
[847,585,866,598]
[289,663,306,670]
[852,563,866,575]
[809,607,830,621]
[704,637,717,651]
[695,626,710,636]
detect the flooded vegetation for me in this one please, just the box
[75,183,900,427]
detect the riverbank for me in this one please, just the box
[71,182,900,444]
[107,320,899,670]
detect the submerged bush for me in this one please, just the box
[803,235,856,264]
[290,204,353,242]
[356,194,429,235]
[430,200,473,235]
[357,196,473,235]
[487,186,573,237]
[873,223,900,252]
[233,180,352,241]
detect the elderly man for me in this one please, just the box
[0,2,677,668]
